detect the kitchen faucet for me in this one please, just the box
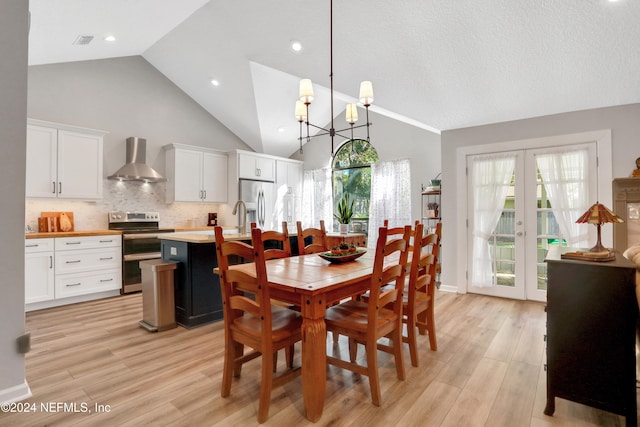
[232,200,247,234]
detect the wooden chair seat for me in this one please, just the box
[325,300,398,335]
[232,306,302,342]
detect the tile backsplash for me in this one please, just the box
[25,180,223,231]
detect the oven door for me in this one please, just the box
[122,234,163,293]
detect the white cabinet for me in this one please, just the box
[164,144,228,203]
[24,238,55,304]
[275,159,303,229]
[54,235,121,299]
[26,119,105,199]
[238,152,275,181]
[25,234,121,310]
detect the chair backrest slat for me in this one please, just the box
[296,220,328,254]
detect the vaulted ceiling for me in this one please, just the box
[28,0,640,157]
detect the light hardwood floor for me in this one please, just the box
[2,291,633,426]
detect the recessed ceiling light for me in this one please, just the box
[104,35,116,42]
[291,40,302,52]
[210,79,220,87]
[277,127,286,133]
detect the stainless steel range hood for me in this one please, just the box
[108,137,166,182]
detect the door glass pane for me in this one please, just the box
[536,172,566,291]
[490,172,515,287]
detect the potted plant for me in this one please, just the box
[334,194,354,234]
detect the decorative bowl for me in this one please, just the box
[318,249,366,264]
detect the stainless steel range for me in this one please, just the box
[108,211,174,294]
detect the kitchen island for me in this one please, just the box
[160,232,251,328]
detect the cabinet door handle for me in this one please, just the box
[99,257,113,261]
[58,182,62,194]
[99,239,113,243]
[65,260,81,264]
[203,190,207,200]
[66,241,81,245]
[66,282,82,287]
[100,278,113,283]
[49,255,53,269]
[25,244,39,248]
[52,181,56,194]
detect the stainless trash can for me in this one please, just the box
[139,259,179,332]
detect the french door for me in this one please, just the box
[466,143,597,301]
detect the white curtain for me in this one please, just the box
[301,168,333,229]
[367,159,412,247]
[536,148,590,247]
[470,154,516,288]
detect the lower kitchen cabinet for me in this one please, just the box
[25,238,55,304]
[544,247,637,426]
[161,237,251,328]
[161,239,221,328]
[25,234,122,311]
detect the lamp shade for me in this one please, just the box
[295,100,307,122]
[299,79,314,103]
[576,202,624,225]
[345,104,358,124]
[359,81,374,106]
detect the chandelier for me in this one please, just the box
[294,0,374,155]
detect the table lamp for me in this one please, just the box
[575,202,623,252]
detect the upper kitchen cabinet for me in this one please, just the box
[164,144,228,203]
[26,119,106,200]
[276,159,303,198]
[238,151,275,182]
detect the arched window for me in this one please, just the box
[331,139,379,233]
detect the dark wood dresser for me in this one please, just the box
[544,247,637,426]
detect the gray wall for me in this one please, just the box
[26,56,254,229]
[293,109,442,225]
[0,0,29,403]
[28,55,252,178]
[440,103,640,290]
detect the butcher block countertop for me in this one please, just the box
[160,232,251,244]
[25,230,122,239]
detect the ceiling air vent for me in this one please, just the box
[73,35,94,45]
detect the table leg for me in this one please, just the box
[301,296,327,422]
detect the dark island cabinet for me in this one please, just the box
[161,240,221,328]
[544,247,637,426]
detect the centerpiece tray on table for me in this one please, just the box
[318,249,366,263]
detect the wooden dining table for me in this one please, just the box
[218,249,385,422]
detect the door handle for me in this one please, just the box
[516,231,524,237]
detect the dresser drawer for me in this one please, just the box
[55,247,121,274]
[55,235,121,251]
[25,238,54,253]
[55,268,121,298]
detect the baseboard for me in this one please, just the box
[438,284,458,293]
[0,380,32,404]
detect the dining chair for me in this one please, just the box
[296,220,328,255]
[214,226,302,424]
[401,222,438,366]
[364,221,437,366]
[325,225,411,406]
[416,221,441,351]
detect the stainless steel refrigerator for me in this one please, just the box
[238,179,276,230]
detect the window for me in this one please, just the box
[331,139,379,232]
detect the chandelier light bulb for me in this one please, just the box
[359,81,374,106]
[345,104,358,124]
[299,79,314,103]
